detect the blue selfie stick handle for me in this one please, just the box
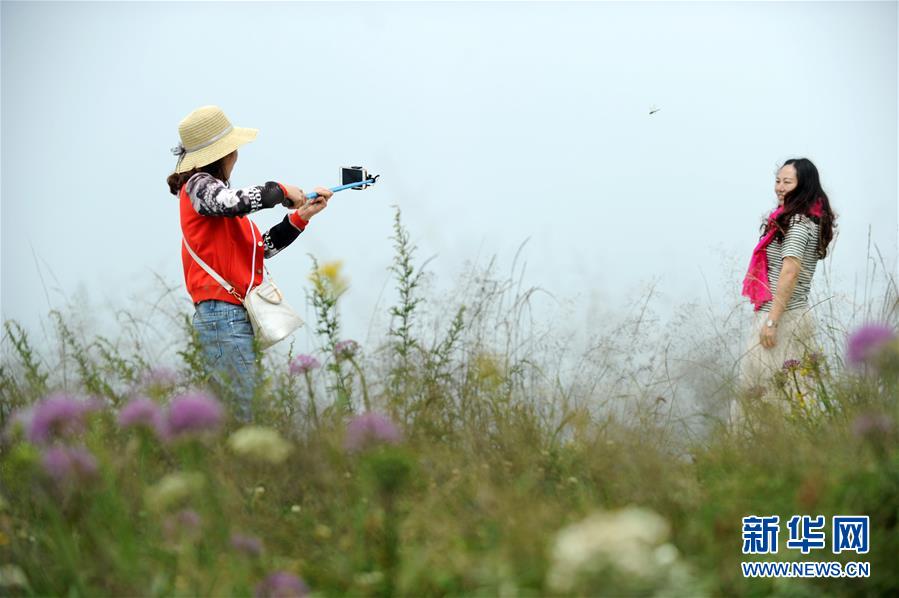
[305,179,377,201]
[282,178,377,206]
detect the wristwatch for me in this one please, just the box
[765,319,778,329]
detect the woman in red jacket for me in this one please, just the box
[166,105,333,422]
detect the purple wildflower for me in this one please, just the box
[166,391,223,438]
[289,354,321,376]
[255,572,309,598]
[42,445,99,487]
[344,412,403,453]
[28,393,101,445]
[118,397,167,437]
[231,533,265,557]
[176,508,202,528]
[782,359,801,372]
[333,340,360,361]
[852,412,894,441]
[846,324,896,368]
[139,367,179,391]
[162,509,203,541]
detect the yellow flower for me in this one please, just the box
[319,260,342,281]
[310,260,349,298]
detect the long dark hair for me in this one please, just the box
[166,155,230,195]
[763,158,836,259]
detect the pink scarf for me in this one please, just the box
[742,201,823,311]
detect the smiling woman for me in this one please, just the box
[736,158,837,418]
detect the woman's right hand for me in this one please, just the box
[295,187,332,221]
[282,184,307,209]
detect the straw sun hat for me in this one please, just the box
[171,105,258,174]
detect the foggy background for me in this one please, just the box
[2,1,896,369]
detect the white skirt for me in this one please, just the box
[732,308,819,423]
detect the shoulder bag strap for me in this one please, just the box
[182,237,243,301]
[246,218,257,295]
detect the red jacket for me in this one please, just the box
[180,184,264,305]
[179,174,307,306]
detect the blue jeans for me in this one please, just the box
[192,300,258,423]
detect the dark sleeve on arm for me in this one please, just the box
[187,173,286,217]
[262,215,305,258]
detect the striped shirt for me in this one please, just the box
[760,214,821,313]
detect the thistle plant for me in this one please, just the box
[289,354,322,426]
[255,572,309,597]
[27,393,101,445]
[308,257,354,412]
[118,397,167,438]
[846,323,896,369]
[118,396,167,486]
[345,412,410,597]
[41,445,99,493]
[229,532,265,558]
[166,391,224,440]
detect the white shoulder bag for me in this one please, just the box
[183,224,303,350]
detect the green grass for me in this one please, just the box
[1,209,897,597]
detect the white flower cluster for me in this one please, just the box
[547,506,693,594]
[227,426,292,465]
[145,472,205,512]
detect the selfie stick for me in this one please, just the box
[281,175,379,207]
[307,177,379,200]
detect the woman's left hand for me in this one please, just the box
[759,325,778,349]
[295,187,333,221]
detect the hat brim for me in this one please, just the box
[175,126,258,173]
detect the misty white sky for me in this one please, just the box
[2,1,897,355]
